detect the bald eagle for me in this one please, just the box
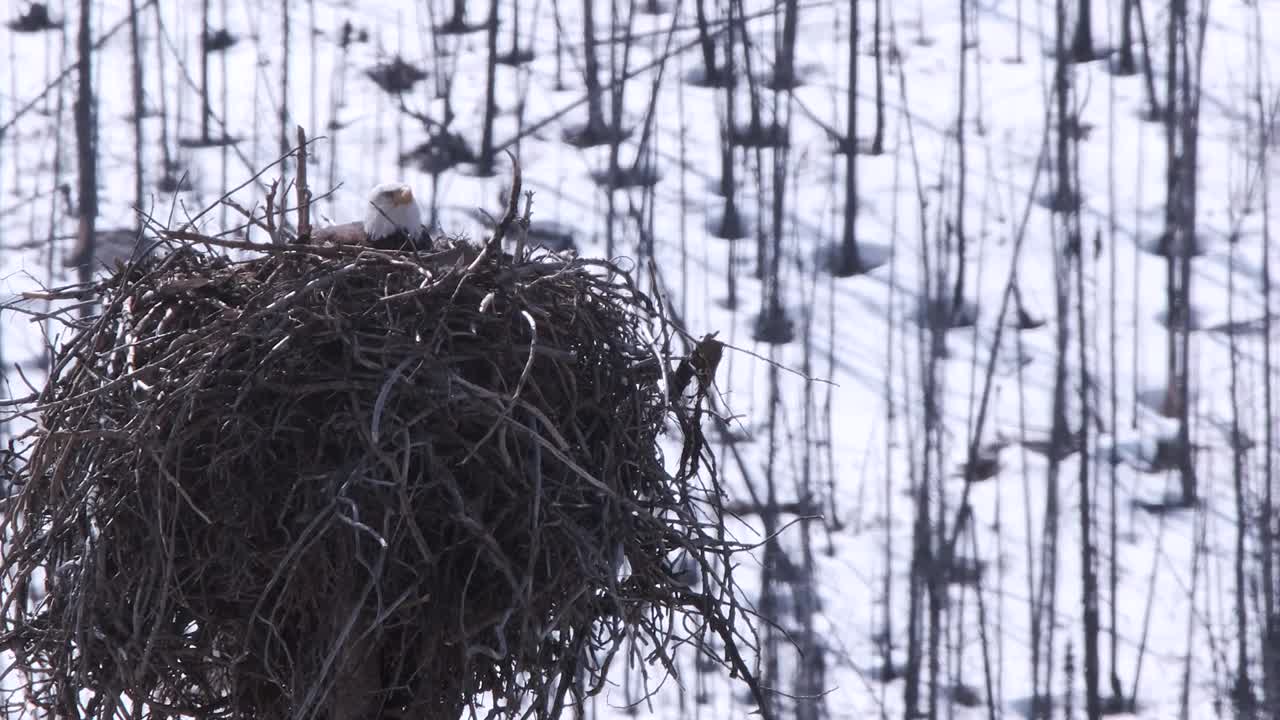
[310,182,431,251]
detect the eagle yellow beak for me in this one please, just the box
[392,187,414,206]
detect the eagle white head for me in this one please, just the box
[363,182,424,242]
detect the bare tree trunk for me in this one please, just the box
[760,358,783,720]
[710,0,744,246]
[443,0,467,29]
[1177,513,1207,719]
[794,261,825,720]
[602,0,637,257]
[903,67,941,715]
[1069,0,1094,62]
[1228,225,1256,717]
[501,0,523,63]
[692,0,719,84]
[1040,17,1079,720]
[1166,0,1200,505]
[154,2,176,183]
[1038,15,1073,711]
[1114,0,1137,74]
[1053,0,1074,214]
[925,421,943,720]
[1134,0,1160,118]
[950,0,969,316]
[200,0,212,141]
[1065,642,1077,720]
[734,0,766,141]
[1179,0,1208,507]
[1038,254,1067,720]
[1257,1,1280,702]
[1106,28,1125,705]
[1157,0,1183,471]
[714,0,742,304]
[970,526,998,720]
[1013,0,1024,61]
[881,198,898,682]
[279,0,291,159]
[477,0,499,175]
[773,0,799,88]
[550,0,565,88]
[1077,232,1101,720]
[836,0,862,275]
[756,104,791,342]
[72,0,98,292]
[926,223,947,720]
[583,0,606,133]
[904,426,930,719]
[128,0,145,224]
[871,0,885,154]
[307,0,317,139]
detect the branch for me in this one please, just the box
[295,126,312,243]
[488,151,521,254]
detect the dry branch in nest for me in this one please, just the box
[0,171,768,720]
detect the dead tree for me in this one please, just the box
[1260,74,1280,720]
[71,0,98,292]
[771,0,800,89]
[200,0,212,142]
[1228,219,1256,716]
[833,0,864,276]
[476,0,500,175]
[1030,11,1074,719]
[950,0,970,317]
[1076,232,1101,720]
[279,0,291,159]
[1160,0,1199,506]
[1113,0,1137,75]
[691,0,721,85]
[570,0,610,145]
[870,0,885,154]
[1069,0,1095,62]
[1256,3,1280,704]
[127,0,145,222]
[1128,0,1160,119]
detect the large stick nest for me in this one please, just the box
[0,234,765,720]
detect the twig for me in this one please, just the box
[514,190,534,260]
[265,178,280,245]
[295,126,312,243]
[489,151,522,254]
[223,199,276,239]
[161,230,341,257]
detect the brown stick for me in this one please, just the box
[514,190,534,260]
[265,178,280,245]
[488,151,521,254]
[295,126,312,243]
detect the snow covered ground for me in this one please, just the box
[4,0,1280,718]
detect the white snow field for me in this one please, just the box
[4,0,1280,718]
